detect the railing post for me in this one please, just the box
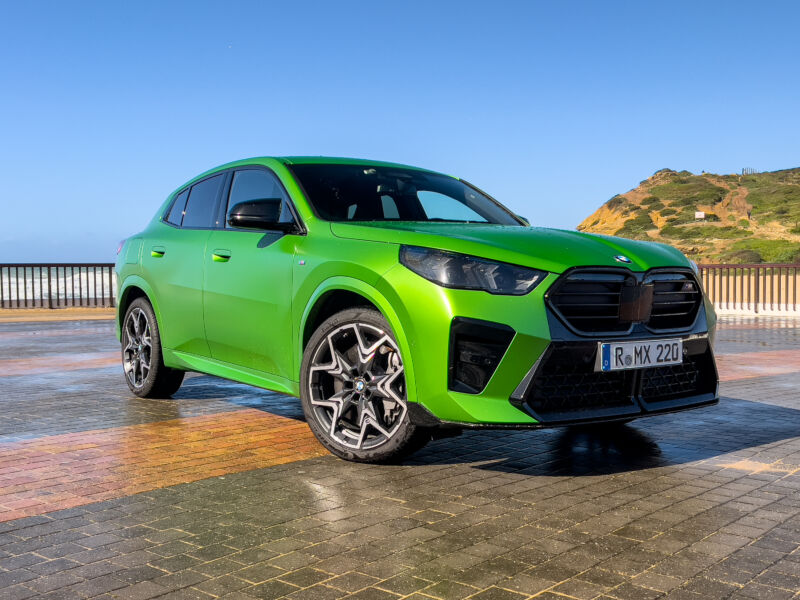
[754,267,760,314]
[47,267,53,308]
[111,267,117,308]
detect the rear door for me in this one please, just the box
[143,174,224,356]
[203,167,297,378]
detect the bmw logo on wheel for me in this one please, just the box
[613,255,632,264]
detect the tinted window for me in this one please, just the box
[418,191,486,222]
[381,195,399,219]
[166,189,189,226]
[288,164,521,225]
[182,175,224,228]
[227,169,294,226]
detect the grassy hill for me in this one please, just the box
[577,168,800,263]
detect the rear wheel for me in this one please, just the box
[300,308,429,463]
[121,297,184,398]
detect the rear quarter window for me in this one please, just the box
[182,175,224,228]
[165,189,189,226]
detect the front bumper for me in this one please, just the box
[379,264,719,428]
[508,334,717,426]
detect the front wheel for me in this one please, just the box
[121,297,184,398]
[300,308,429,463]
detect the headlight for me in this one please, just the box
[399,246,547,295]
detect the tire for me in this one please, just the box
[121,297,185,398]
[300,307,429,463]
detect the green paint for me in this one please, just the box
[117,156,712,425]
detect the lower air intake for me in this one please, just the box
[449,318,515,394]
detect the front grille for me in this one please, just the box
[647,272,703,330]
[547,271,631,333]
[547,268,702,335]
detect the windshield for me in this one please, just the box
[288,163,523,225]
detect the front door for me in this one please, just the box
[202,168,297,378]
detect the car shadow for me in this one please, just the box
[174,374,306,420]
[171,376,800,477]
[404,396,800,475]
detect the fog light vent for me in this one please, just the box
[449,318,515,394]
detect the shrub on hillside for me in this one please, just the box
[722,249,763,264]
[730,240,800,263]
[615,213,655,238]
[604,195,628,210]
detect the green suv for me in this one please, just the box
[116,157,718,462]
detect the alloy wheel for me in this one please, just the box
[308,322,407,450]
[123,307,152,389]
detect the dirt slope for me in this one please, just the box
[577,168,800,263]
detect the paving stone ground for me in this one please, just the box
[0,316,799,599]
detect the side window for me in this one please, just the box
[182,174,224,228]
[417,190,488,222]
[344,196,400,221]
[166,189,189,226]
[381,195,400,219]
[227,169,294,226]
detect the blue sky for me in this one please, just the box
[1,0,799,262]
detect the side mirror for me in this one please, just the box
[516,214,531,226]
[227,199,296,231]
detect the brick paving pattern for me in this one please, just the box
[0,410,325,522]
[0,316,799,599]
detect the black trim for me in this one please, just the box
[407,396,719,430]
[407,402,446,427]
[215,171,234,229]
[448,317,515,394]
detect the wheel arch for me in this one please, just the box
[298,277,418,404]
[116,276,163,341]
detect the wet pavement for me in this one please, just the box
[0,317,799,599]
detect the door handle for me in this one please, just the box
[212,249,232,263]
[151,246,166,258]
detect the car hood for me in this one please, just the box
[329,222,691,274]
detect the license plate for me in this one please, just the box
[597,339,683,372]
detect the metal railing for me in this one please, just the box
[698,263,800,314]
[2,261,799,315]
[0,264,116,309]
